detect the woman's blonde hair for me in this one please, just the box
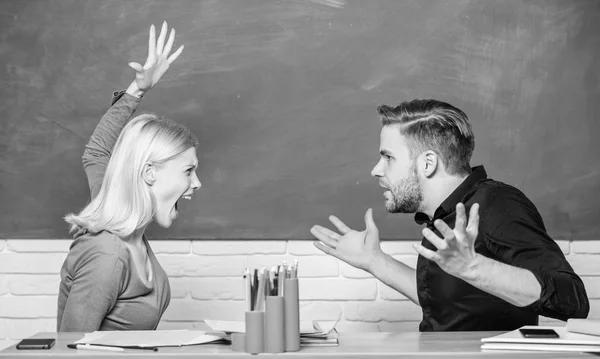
[65,113,198,237]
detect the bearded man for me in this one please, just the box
[310,99,589,331]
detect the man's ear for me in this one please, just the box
[142,162,156,186]
[422,151,438,178]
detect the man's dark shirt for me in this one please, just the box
[414,166,589,331]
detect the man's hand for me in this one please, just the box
[413,203,481,279]
[310,208,384,272]
[127,21,184,96]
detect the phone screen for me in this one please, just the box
[519,328,559,338]
[16,338,56,350]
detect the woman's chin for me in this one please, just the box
[155,217,173,228]
[155,212,177,228]
[154,206,179,228]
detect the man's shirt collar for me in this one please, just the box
[414,166,488,225]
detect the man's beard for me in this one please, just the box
[385,167,423,213]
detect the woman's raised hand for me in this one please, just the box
[128,21,184,93]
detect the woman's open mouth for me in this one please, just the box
[173,194,193,218]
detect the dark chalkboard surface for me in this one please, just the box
[1,0,599,240]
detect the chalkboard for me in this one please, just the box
[1,0,599,240]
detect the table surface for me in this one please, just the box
[0,331,597,358]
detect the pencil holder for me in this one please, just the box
[230,332,245,352]
[284,278,300,352]
[264,296,285,353]
[245,311,265,354]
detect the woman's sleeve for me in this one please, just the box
[82,91,142,199]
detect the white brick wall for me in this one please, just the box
[0,238,597,339]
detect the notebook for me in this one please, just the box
[74,330,226,348]
[566,319,600,337]
[301,329,339,347]
[482,342,600,353]
[204,319,340,347]
[481,325,600,352]
[204,319,338,336]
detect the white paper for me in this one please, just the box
[481,326,600,346]
[203,320,246,334]
[204,319,338,335]
[482,343,600,353]
[75,330,223,347]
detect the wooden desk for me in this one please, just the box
[0,331,596,358]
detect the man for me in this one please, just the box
[310,99,589,331]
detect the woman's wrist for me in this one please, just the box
[125,81,145,98]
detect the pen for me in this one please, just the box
[67,343,159,352]
[252,268,258,310]
[269,266,277,296]
[120,346,159,351]
[277,261,287,296]
[243,267,251,312]
[256,268,266,311]
[67,344,124,352]
[277,265,285,296]
[292,258,298,278]
[273,269,279,296]
[264,269,270,297]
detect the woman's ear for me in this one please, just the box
[423,151,438,178]
[142,162,156,186]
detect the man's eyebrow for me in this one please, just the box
[380,149,393,157]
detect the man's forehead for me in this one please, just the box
[379,125,407,151]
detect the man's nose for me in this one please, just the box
[371,158,384,178]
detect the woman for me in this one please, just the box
[57,22,199,331]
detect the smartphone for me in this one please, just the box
[519,328,559,338]
[16,338,56,350]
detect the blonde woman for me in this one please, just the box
[57,22,200,331]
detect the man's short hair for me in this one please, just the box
[377,99,475,176]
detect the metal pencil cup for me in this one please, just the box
[284,277,300,351]
[230,332,245,352]
[244,311,265,354]
[264,295,285,353]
